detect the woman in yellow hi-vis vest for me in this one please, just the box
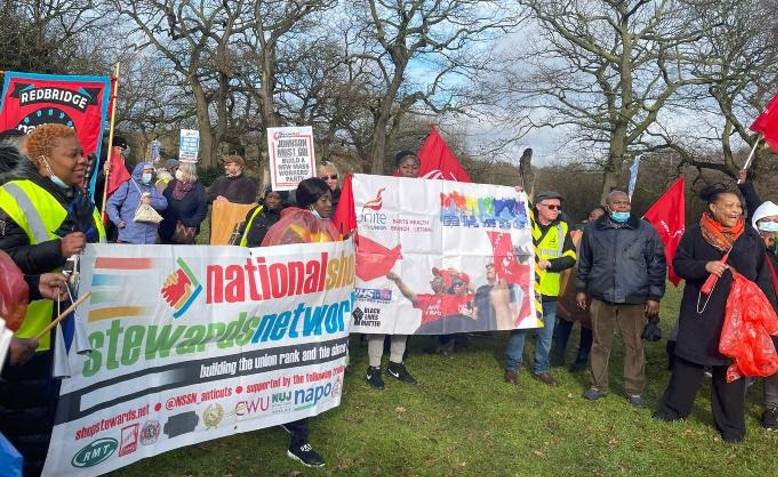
[0,124,105,477]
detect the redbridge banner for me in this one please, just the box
[0,71,111,178]
[350,174,541,335]
[42,240,353,477]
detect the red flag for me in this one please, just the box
[417,126,472,182]
[750,92,778,153]
[106,148,130,196]
[643,177,686,286]
[487,231,529,284]
[332,173,356,238]
[355,235,403,282]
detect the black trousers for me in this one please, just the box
[283,418,309,447]
[655,357,746,442]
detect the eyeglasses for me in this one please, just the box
[539,203,562,211]
[320,174,338,180]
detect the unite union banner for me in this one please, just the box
[43,240,354,477]
[350,174,541,335]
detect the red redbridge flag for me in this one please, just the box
[0,71,112,180]
[750,92,778,154]
[417,126,472,182]
[643,177,686,286]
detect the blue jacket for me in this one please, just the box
[106,162,168,244]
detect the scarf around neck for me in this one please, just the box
[700,211,744,253]
[171,179,195,200]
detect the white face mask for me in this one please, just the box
[175,169,185,181]
[41,157,69,189]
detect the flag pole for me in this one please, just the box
[35,292,92,340]
[101,62,121,221]
[737,136,762,184]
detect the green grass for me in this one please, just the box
[105,284,778,477]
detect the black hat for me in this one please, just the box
[534,191,564,203]
[112,136,128,149]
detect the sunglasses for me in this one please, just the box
[320,174,338,180]
[540,203,562,211]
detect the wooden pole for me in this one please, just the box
[35,291,92,340]
[101,62,121,221]
[737,136,762,184]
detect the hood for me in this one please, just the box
[752,201,778,229]
[132,162,154,181]
[0,143,37,185]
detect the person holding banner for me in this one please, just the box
[0,126,105,477]
[207,154,259,205]
[259,177,335,467]
[505,191,576,387]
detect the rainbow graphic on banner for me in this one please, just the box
[88,257,153,322]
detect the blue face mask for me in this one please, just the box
[758,221,778,233]
[42,158,69,190]
[141,173,153,184]
[610,211,630,223]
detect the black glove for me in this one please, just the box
[642,315,662,342]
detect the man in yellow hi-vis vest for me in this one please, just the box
[505,191,576,387]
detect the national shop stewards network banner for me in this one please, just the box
[350,174,541,336]
[43,240,354,477]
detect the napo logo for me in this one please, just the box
[71,437,118,468]
[203,403,225,430]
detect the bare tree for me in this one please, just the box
[495,0,713,201]
[348,0,523,174]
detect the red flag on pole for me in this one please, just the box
[643,177,686,286]
[750,92,778,153]
[332,173,356,238]
[417,126,472,182]
[106,148,130,196]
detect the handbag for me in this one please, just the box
[133,202,163,224]
[172,220,197,244]
[129,180,164,224]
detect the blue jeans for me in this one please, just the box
[506,301,557,375]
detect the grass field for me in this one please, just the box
[105,284,778,477]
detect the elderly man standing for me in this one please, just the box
[504,191,576,387]
[575,190,666,408]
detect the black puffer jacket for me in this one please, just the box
[575,214,667,304]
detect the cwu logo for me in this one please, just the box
[160,257,203,318]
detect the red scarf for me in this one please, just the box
[699,212,744,252]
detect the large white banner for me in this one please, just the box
[43,240,354,477]
[350,174,540,335]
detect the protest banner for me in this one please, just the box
[178,129,200,162]
[210,201,257,245]
[266,126,315,191]
[42,240,354,477]
[350,174,541,335]
[0,71,112,190]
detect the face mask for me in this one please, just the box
[141,173,153,184]
[42,157,69,189]
[310,208,323,220]
[610,211,630,223]
[758,221,778,233]
[175,169,185,181]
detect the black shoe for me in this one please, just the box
[287,442,325,467]
[366,366,384,390]
[385,361,417,384]
[569,359,588,373]
[762,406,778,431]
